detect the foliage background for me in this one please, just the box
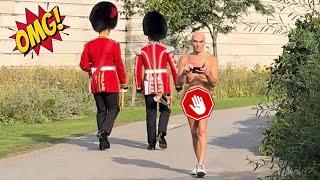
[258,11,320,179]
[0,65,267,124]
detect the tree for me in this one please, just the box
[244,0,320,35]
[122,0,274,56]
[258,12,320,179]
[247,2,320,178]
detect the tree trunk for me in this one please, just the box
[209,29,218,57]
[206,25,218,56]
[124,17,136,107]
[131,75,136,107]
[212,31,218,56]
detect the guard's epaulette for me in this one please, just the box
[135,43,150,55]
[166,45,175,53]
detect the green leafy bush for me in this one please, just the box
[0,67,93,124]
[259,12,320,179]
[215,64,268,98]
[0,64,267,124]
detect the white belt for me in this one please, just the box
[145,69,167,74]
[91,66,116,73]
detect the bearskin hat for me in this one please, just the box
[143,11,168,41]
[89,1,118,32]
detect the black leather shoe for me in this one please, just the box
[147,144,155,150]
[98,136,110,150]
[99,138,104,150]
[156,132,167,149]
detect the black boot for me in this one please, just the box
[147,143,156,150]
[99,136,110,150]
[97,130,110,150]
[156,132,167,149]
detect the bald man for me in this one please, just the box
[176,31,218,177]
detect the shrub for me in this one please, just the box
[0,67,93,124]
[214,64,268,98]
[0,64,267,124]
[259,12,320,179]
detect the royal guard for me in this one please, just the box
[134,11,179,150]
[80,1,127,150]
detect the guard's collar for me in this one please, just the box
[149,40,160,44]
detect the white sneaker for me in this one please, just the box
[196,165,206,177]
[190,166,197,175]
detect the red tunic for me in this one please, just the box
[80,37,127,94]
[135,42,178,95]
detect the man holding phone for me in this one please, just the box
[176,31,218,177]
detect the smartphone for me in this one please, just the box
[192,63,205,73]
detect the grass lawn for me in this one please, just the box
[0,96,267,158]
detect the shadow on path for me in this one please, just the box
[112,157,190,175]
[23,132,148,151]
[69,135,147,150]
[111,169,264,180]
[209,117,267,155]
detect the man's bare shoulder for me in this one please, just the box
[205,53,217,64]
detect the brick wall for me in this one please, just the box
[0,0,296,67]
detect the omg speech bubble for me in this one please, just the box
[9,6,69,56]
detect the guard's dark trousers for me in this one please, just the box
[93,92,120,135]
[144,94,171,146]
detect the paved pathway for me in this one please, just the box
[0,107,271,180]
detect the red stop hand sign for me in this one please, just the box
[181,86,214,121]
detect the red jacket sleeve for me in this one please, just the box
[113,42,127,87]
[134,54,143,90]
[167,52,178,85]
[80,44,91,72]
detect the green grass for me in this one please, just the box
[213,96,267,110]
[0,96,267,158]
